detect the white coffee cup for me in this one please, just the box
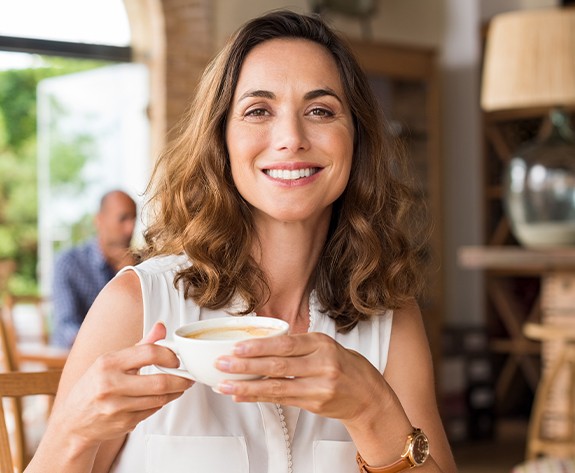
[154,316,289,389]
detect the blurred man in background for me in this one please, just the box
[51,189,137,348]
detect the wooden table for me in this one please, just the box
[458,245,575,437]
[458,246,575,275]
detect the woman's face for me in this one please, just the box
[226,38,354,226]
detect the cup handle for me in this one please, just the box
[153,339,196,381]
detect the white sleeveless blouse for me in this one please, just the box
[110,254,393,473]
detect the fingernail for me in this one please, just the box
[217,381,235,394]
[215,358,231,371]
[233,343,247,355]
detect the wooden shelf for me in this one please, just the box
[459,246,575,275]
[461,246,575,445]
[458,246,547,408]
[479,98,575,416]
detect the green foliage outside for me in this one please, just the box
[0,55,111,295]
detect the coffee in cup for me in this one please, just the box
[184,325,283,340]
[154,316,289,389]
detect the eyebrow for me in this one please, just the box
[237,88,343,104]
[238,90,275,101]
[304,88,342,103]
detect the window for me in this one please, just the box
[0,0,149,296]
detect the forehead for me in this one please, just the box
[234,38,344,94]
[102,194,136,215]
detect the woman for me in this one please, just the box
[27,10,457,473]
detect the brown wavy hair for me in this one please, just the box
[143,10,430,332]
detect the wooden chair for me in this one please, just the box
[0,370,62,473]
[0,307,18,373]
[523,322,575,460]
[2,294,50,345]
[2,294,68,370]
[0,298,66,473]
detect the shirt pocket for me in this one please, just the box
[313,440,357,472]
[146,434,249,473]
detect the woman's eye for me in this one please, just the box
[245,108,269,117]
[309,107,334,117]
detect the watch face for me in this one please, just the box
[412,433,429,465]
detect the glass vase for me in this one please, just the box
[504,108,575,247]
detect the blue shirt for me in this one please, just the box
[51,238,116,348]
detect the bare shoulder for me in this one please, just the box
[385,298,434,410]
[387,299,430,365]
[77,269,144,353]
[388,298,423,329]
[58,270,144,393]
[93,268,143,313]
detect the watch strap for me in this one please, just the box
[356,452,411,473]
[356,427,429,473]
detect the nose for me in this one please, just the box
[273,114,310,153]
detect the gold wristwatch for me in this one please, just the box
[356,428,429,473]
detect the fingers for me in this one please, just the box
[92,359,193,398]
[219,332,343,379]
[86,329,192,399]
[233,332,332,358]
[55,323,192,445]
[216,353,319,379]
[107,320,173,373]
[215,333,381,420]
[138,321,167,345]
[75,357,192,437]
[93,385,188,415]
[101,338,180,374]
[217,376,299,400]
[218,376,333,411]
[215,333,344,407]
[64,390,187,443]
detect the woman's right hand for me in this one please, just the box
[25,318,193,473]
[51,322,193,447]
[26,272,192,473]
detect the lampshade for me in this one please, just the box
[481,7,575,112]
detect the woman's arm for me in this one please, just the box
[25,271,192,473]
[344,300,457,473]
[382,300,456,472]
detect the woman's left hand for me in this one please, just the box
[214,332,389,422]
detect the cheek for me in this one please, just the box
[227,127,269,186]
[226,130,244,180]
[227,141,255,195]
[333,136,354,193]
[323,131,354,171]
[227,128,257,165]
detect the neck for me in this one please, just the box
[99,238,134,271]
[253,216,329,333]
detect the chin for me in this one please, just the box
[256,206,332,227]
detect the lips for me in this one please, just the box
[263,167,320,181]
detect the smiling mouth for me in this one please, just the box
[263,168,320,181]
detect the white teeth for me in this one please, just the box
[265,168,316,180]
